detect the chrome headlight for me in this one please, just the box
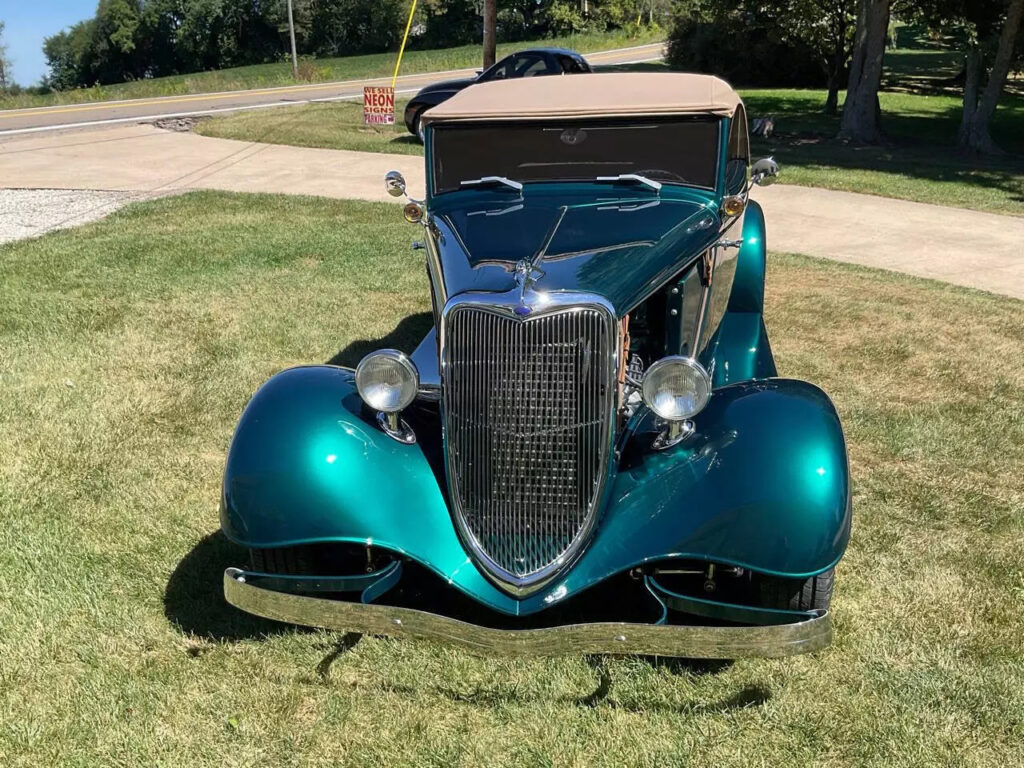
[355,350,418,413]
[642,356,711,421]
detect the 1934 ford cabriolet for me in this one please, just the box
[221,73,851,659]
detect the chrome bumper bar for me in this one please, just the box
[224,569,832,659]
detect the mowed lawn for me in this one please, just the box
[1,192,1023,767]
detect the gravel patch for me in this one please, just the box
[0,188,151,245]
[150,116,207,132]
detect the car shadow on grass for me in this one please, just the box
[164,532,761,712]
[387,135,423,152]
[377,660,758,715]
[327,311,433,368]
[577,681,772,714]
[164,530,299,642]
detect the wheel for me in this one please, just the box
[756,568,834,612]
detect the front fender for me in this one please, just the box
[222,367,850,616]
[579,379,851,584]
[220,365,526,615]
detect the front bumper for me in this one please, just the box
[224,568,832,659]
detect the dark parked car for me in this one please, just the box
[403,47,591,141]
[222,73,852,660]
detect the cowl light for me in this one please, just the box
[642,356,711,421]
[355,350,418,414]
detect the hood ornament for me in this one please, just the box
[514,205,567,312]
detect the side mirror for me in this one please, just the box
[751,157,779,187]
[384,170,407,198]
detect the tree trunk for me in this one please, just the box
[482,0,497,69]
[838,0,890,143]
[825,72,840,115]
[823,5,848,115]
[958,0,1024,154]
[957,45,982,146]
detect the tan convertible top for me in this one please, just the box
[421,72,742,124]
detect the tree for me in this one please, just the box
[43,21,97,90]
[483,0,496,68]
[306,0,404,57]
[913,0,1024,153]
[0,20,12,90]
[838,0,890,143]
[958,0,1024,153]
[809,0,858,114]
[765,0,858,113]
[88,0,145,84]
[666,0,856,109]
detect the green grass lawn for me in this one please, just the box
[2,191,1023,766]
[744,87,1024,215]
[0,29,664,110]
[196,48,1024,216]
[194,97,423,156]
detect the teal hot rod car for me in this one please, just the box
[221,73,851,659]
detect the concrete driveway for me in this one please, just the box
[1,122,1022,300]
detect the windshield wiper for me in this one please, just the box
[595,173,662,192]
[459,176,524,192]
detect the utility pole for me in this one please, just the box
[482,0,496,68]
[286,0,299,79]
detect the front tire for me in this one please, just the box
[756,568,834,612]
[411,108,426,143]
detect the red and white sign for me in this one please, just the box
[364,86,395,125]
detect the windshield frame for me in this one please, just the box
[427,115,725,198]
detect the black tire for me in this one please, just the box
[411,108,426,143]
[756,568,834,612]
[250,546,309,574]
[250,543,394,576]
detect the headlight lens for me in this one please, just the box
[642,356,711,421]
[355,350,418,413]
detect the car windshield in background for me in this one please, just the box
[431,118,721,195]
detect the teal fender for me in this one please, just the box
[698,200,777,387]
[221,366,850,616]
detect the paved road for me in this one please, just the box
[0,43,664,135]
[2,122,1022,299]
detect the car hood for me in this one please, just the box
[429,188,722,316]
[417,76,477,95]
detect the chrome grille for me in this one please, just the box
[442,302,616,588]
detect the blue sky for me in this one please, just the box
[3,1,95,85]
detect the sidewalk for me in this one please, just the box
[1,123,1021,300]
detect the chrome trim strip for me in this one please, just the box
[224,569,833,659]
[423,216,447,323]
[691,248,716,355]
[410,327,441,399]
[439,289,620,596]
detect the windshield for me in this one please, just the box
[431,117,721,196]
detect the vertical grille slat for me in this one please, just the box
[443,303,615,586]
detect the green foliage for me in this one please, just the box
[667,0,856,89]
[306,0,406,56]
[417,0,482,49]
[667,1,829,86]
[543,2,589,35]
[0,20,11,90]
[39,0,659,89]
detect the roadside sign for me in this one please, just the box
[364,86,395,125]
